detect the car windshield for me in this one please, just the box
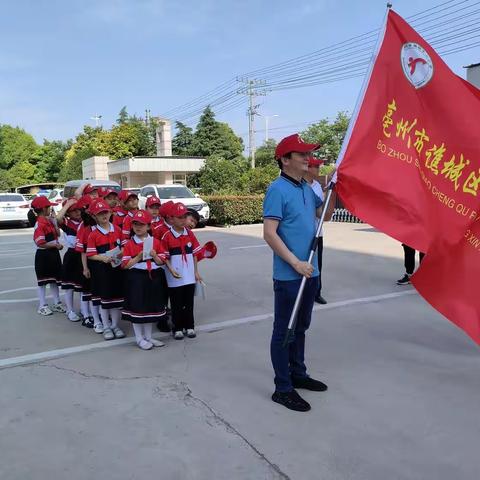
[157,186,195,199]
[0,194,24,202]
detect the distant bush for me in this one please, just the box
[204,195,263,226]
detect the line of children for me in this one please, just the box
[33,185,217,350]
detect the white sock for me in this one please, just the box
[110,308,122,328]
[64,290,74,313]
[50,284,61,304]
[100,308,111,329]
[90,302,101,325]
[132,324,144,343]
[144,323,153,341]
[38,286,47,307]
[80,300,90,318]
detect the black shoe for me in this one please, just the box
[292,376,328,392]
[82,316,94,328]
[314,295,327,304]
[396,274,411,285]
[272,390,311,412]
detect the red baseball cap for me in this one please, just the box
[31,196,55,209]
[77,194,93,210]
[275,134,320,159]
[170,202,188,218]
[98,187,118,198]
[196,241,217,261]
[308,156,325,167]
[89,200,110,215]
[83,183,97,194]
[146,196,161,208]
[62,197,81,211]
[159,200,175,217]
[131,209,152,225]
[118,190,138,203]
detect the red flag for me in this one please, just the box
[336,10,480,344]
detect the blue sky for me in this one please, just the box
[1,0,478,147]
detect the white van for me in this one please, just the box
[62,180,121,199]
[138,184,210,226]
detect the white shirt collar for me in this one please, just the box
[96,223,114,235]
[169,226,187,238]
[133,234,150,244]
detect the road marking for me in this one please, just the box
[0,265,32,272]
[230,244,268,250]
[0,250,32,257]
[0,241,33,246]
[0,287,65,304]
[0,290,416,369]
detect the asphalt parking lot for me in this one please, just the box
[0,223,479,480]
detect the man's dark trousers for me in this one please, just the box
[271,276,319,393]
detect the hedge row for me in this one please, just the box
[204,195,264,226]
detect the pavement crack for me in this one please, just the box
[180,381,290,480]
[35,363,165,381]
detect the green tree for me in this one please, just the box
[253,139,277,167]
[58,126,105,181]
[33,140,71,182]
[117,106,129,125]
[301,111,350,163]
[0,125,39,170]
[172,121,194,156]
[240,164,279,194]
[197,155,249,194]
[192,106,243,160]
[5,160,36,186]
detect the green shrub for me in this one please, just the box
[204,195,264,226]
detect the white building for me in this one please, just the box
[82,118,205,187]
[465,63,480,89]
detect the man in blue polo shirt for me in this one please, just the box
[263,133,335,412]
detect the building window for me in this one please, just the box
[172,173,187,185]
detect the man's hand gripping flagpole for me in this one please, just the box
[282,3,392,348]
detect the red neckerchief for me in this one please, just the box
[172,228,189,264]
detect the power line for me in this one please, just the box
[161,0,480,126]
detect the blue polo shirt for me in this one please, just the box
[263,172,323,281]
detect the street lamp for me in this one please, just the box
[264,114,279,143]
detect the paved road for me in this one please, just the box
[0,223,479,479]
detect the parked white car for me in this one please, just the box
[138,184,210,226]
[0,193,31,226]
[47,188,64,213]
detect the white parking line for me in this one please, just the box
[0,265,32,272]
[0,290,416,369]
[230,244,268,250]
[0,250,32,257]
[0,241,33,246]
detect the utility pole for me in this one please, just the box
[237,77,268,168]
[264,114,279,143]
[90,114,102,127]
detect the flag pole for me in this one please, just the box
[282,3,393,348]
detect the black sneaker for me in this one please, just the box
[314,295,327,305]
[292,376,328,392]
[396,274,411,285]
[271,390,311,412]
[82,316,94,328]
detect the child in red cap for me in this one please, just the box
[152,200,174,240]
[56,198,83,322]
[161,202,203,339]
[74,195,102,331]
[31,196,66,316]
[86,200,125,341]
[119,191,139,246]
[121,210,169,350]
